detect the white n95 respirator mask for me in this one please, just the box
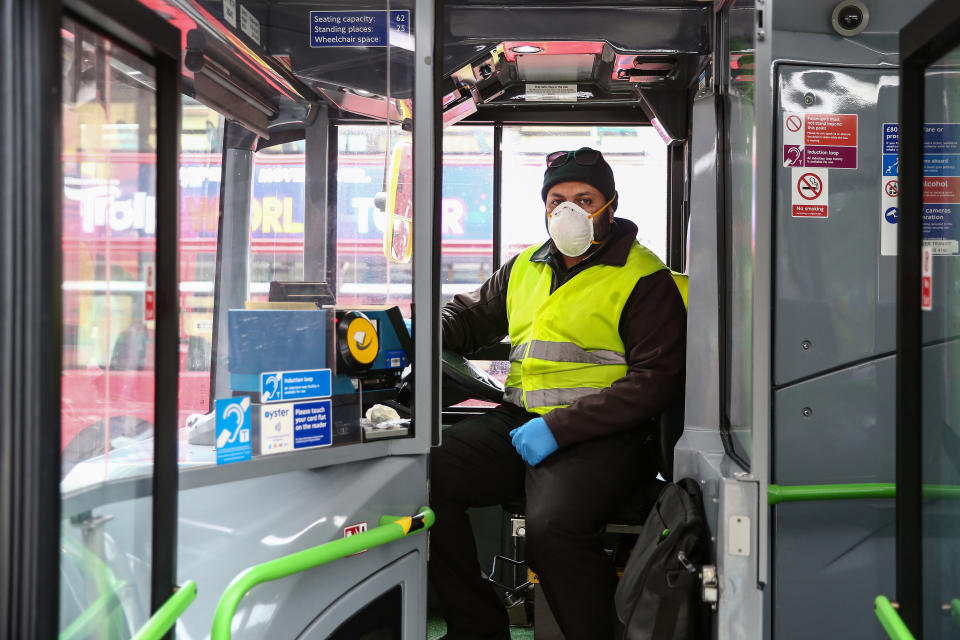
[546,197,614,257]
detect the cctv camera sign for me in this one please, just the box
[783,112,858,170]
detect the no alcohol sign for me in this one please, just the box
[791,168,829,218]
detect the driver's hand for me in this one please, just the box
[509,417,558,466]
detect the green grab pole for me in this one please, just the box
[211,507,435,640]
[768,483,896,505]
[768,483,960,505]
[875,596,915,640]
[131,580,198,640]
[922,485,960,500]
[60,534,126,638]
[951,598,960,629]
[58,582,126,640]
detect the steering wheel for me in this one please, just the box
[398,349,505,409]
[440,349,505,407]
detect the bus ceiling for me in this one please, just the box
[145,0,708,141]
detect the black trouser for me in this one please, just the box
[428,404,656,640]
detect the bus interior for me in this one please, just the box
[3,0,960,638]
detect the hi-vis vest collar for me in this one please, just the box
[503,240,668,414]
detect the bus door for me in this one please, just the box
[892,1,960,636]
[58,0,182,636]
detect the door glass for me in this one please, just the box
[60,16,156,635]
[921,43,960,635]
[499,126,668,263]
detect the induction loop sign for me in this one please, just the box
[791,168,829,218]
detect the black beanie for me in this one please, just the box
[540,147,618,212]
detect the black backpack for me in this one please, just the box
[614,478,711,640]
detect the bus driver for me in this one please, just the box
[430,147,687,640]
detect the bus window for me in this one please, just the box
[249,140,307,300]
[500,126,669,264]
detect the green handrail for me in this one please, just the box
[131,580,198,640]
[875,596,915,640]
[768,483,896,505]
[211,506,435,640]
[951,598,960,629]
[60,534,126,639]
[768,483,960,505]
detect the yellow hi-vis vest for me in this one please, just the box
[504,241,669,414]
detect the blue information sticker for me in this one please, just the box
[925,124,960,153]
[923,154,960,177]
[384,349,407,369]
[215,396,252,465]
[260,369,332,403]
[882,154,899,177]
[309,10,410,48]
[293,399,334,449]
[883,123,899,155]
[923,203,960,246]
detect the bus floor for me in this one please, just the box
[426,612,534,640]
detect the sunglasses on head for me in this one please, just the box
[545,147,602,168]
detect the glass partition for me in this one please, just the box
[250,140,306,301]
[337,124,413,312]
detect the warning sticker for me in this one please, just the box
[922,247,933,311]
[791,169,829,218]
[881,122,960,256]
[783,112,858,169]
[144,263,155,321]
[524,83,578,102]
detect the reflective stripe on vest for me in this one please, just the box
[508,340,627,366]
[504,241,668,414]
[504,385,603,408]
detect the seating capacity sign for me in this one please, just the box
[309,10,410,47]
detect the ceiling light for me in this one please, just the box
[510,45,543,54]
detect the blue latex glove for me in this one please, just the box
[509,417,559,466]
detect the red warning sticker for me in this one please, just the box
[804,114,858,146]
[922,247,933,311]
[344,522,369,556]
[144,264,156,321]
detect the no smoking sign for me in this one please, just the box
[791,168,829,218]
